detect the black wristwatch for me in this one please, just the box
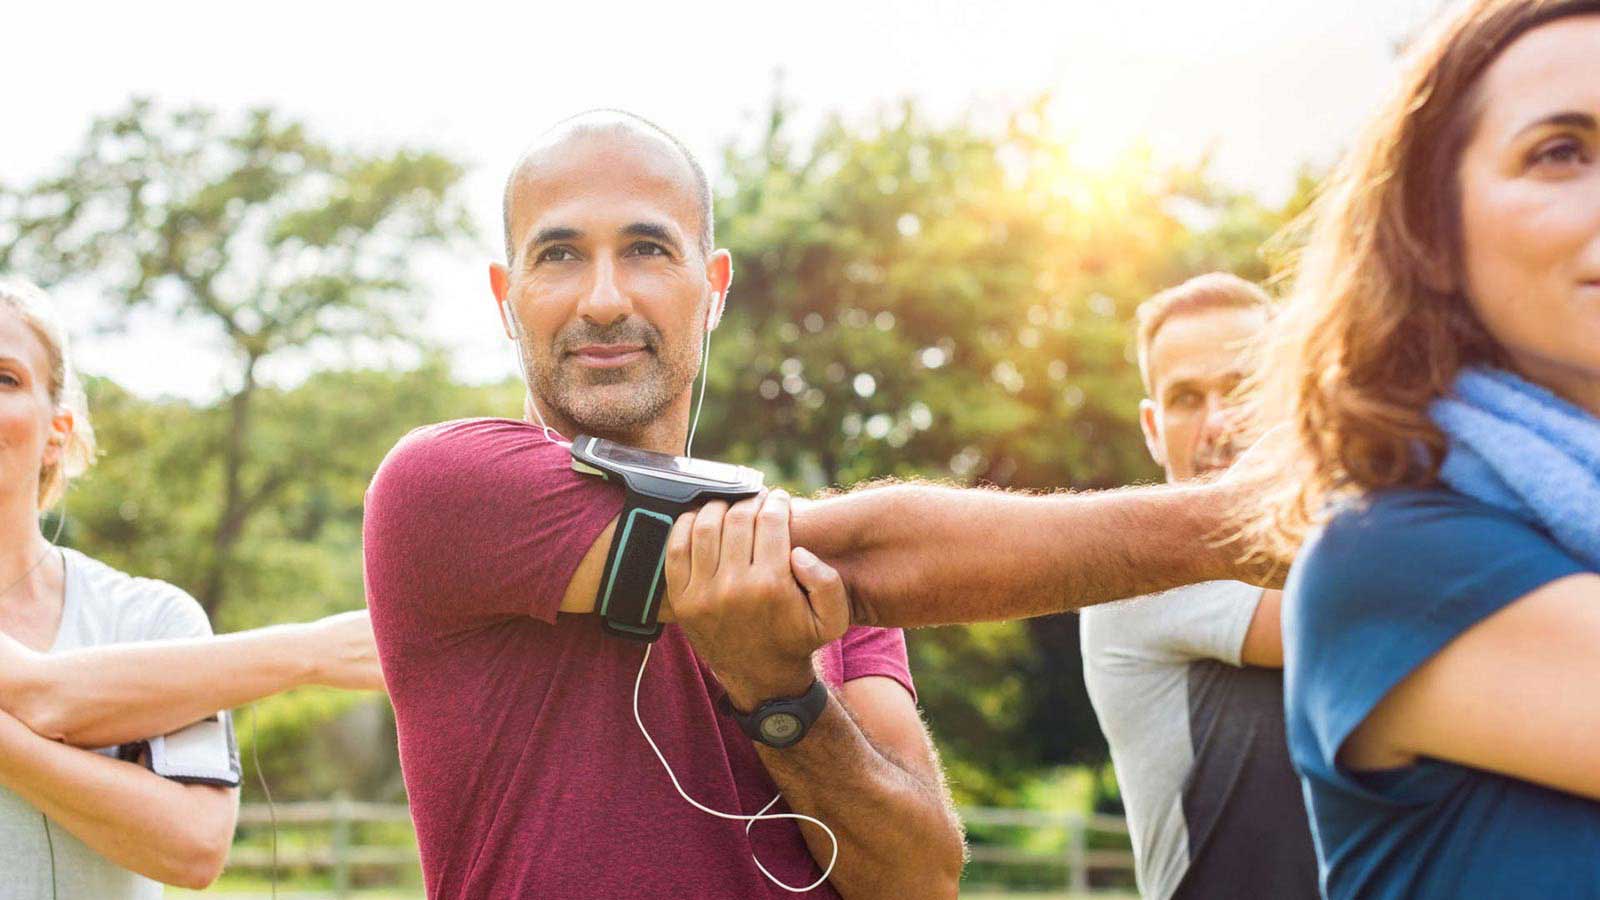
[718,680,829,749]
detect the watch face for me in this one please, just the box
[759,712,804,744]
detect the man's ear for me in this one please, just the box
[1138,398,1166,469]
[489,263,516,340]
[705,249,733,331]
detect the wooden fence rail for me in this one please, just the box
[228,801,1136,896]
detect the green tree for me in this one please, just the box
[70,365,526,800]
[702,94,1308,794]
[4,100,474,619]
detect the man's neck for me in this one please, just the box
[527,395,692,456]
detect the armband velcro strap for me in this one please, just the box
[597,490,681,642]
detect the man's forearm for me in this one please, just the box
[753,695,963,899]
[792,481,1243,627]
[0,710,236,888]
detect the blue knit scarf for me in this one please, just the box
[1428,367,1600,571]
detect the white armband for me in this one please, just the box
[132,711,242,787]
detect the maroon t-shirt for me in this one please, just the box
[363,419,915,900]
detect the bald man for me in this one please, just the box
[363,112,964,900]
[365,110,1282,900]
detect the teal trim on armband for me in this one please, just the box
[598,507,675,626]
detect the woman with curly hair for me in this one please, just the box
[1245,1,1600,897]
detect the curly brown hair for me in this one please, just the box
[1242,0,1600,565]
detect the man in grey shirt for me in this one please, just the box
[1081,274,1317,900]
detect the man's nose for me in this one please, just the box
[1198,394,1236,445]
[576,256,629,326]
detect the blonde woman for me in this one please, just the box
[0,276,383,898]
[1245,1,1600,898]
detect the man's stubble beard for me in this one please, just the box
[523,320,703,436]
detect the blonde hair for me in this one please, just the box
[1242,0,1600,566]
[1135,273,1271,393]
[0,277,96,510]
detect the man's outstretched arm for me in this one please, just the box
[790,479,1253,628]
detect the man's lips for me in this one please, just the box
[568,344,649,368]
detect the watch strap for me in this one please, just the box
[718,678,828,747]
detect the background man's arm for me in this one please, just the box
[790,480,1252,628]
[1238,589,1284,668]
[563,480,1260,626]
[0,611,383,748]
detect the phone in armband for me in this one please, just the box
[569,435,765,642]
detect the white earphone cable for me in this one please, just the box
[684,322,712,457]
[632,644,839,892]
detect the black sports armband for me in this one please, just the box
[570,435,764,642]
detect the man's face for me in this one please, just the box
[492,130,728,438]
[1139,306,1265,483]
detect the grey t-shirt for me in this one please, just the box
[1081,581,1318,900]
[0,548,235,900]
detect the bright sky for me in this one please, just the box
[4,0,1442,401]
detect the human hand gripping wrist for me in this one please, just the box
[665,489,849,712]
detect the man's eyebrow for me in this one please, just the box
[621,222,681,249]
[517,226,583,264]
[532,226,583,246]
[1160,377,1200,398]
[1513,111,1597,141]
[1160,369,1249,396]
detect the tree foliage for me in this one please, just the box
[699,96,1307,797]
[4,99,475,619]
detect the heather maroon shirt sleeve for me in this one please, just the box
[363,419,623,644]
[815,626,917,702]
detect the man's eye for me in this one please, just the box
[1168,391,1201,409]
[537,246,578,263]
[0,373,19,388]
[627,242,668,257]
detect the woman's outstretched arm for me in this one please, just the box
[0,610,382,748]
